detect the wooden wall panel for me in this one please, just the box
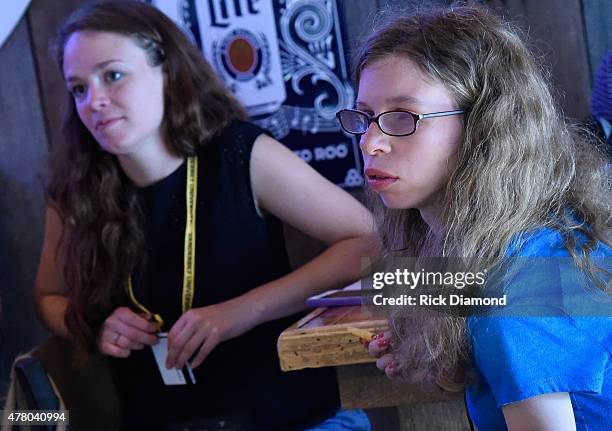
[487,0,592,120]
[0,17,49,400]
[27,0,95,150]
[0,0,93,402]
[338,0,378,72]
[582,0,612,83]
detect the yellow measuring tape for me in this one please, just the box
[127,156,198,328]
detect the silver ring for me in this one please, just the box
[113,332,120,345]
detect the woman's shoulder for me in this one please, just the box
[506,225,611,258]
[196,119,270,164]
[506,227,564,257]
[212,119,268,148]
[467,312,611,407]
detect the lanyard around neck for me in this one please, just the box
[127,156,198,327]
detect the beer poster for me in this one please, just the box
[148,0,363,188]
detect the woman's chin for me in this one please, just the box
[98,139,133,156]
[379,193,415,210]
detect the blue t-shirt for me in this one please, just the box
[466,227,612,430]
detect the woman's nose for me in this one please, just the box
[359,122,391,156]
[87,85,110,111]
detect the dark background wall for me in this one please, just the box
[1,0,610,428]
[0,14,51,402]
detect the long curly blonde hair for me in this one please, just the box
[356,4,611,392]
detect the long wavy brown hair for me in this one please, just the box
[48,0,246,354]
[356,5,611,392]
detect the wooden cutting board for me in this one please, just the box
[277,305,462,409]
[277,305,388,371]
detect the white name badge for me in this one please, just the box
[151,332,196,386]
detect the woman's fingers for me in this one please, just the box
[115,307,159,334]
[364,331,399,379]
[376,353,399,379]
[115,334,145,350]
[106,307,159,345]
[367,331,391,356]
[98,328,131,357]
[98,307,160,357]
[105,341,131,358]
[166,320,198,368]
[190,331,220,369]
[166,306,230,369]
[376,353,394,371]
[170,329,203,369]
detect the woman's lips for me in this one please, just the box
[364,168,398,190]
[95,117,123,131]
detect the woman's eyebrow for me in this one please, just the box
[65,59,122,83]
[355,95,425,109]
[386,95,424,106]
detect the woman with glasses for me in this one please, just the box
[33,1,377,429]
[340,5,612,431]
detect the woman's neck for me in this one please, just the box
[418,202,446,237]
[420,229,446,257]
[117,144,185,188]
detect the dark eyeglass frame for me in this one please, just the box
[336,108,467,137]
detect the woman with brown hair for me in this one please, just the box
[34,1,376,429]
[336,4,611,431]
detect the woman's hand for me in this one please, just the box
[367,331,399,379]
[367,331,462,394]
[165,301,247,370]
[97,306,160,357]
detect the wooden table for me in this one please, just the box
[277,306,458,409]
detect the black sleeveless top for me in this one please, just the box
[110,120,339,430]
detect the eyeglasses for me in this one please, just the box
[336,108,466,137]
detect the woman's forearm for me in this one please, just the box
[226,233,380,332]
[36,294,70,338]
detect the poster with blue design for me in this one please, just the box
[148,0,362,188]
